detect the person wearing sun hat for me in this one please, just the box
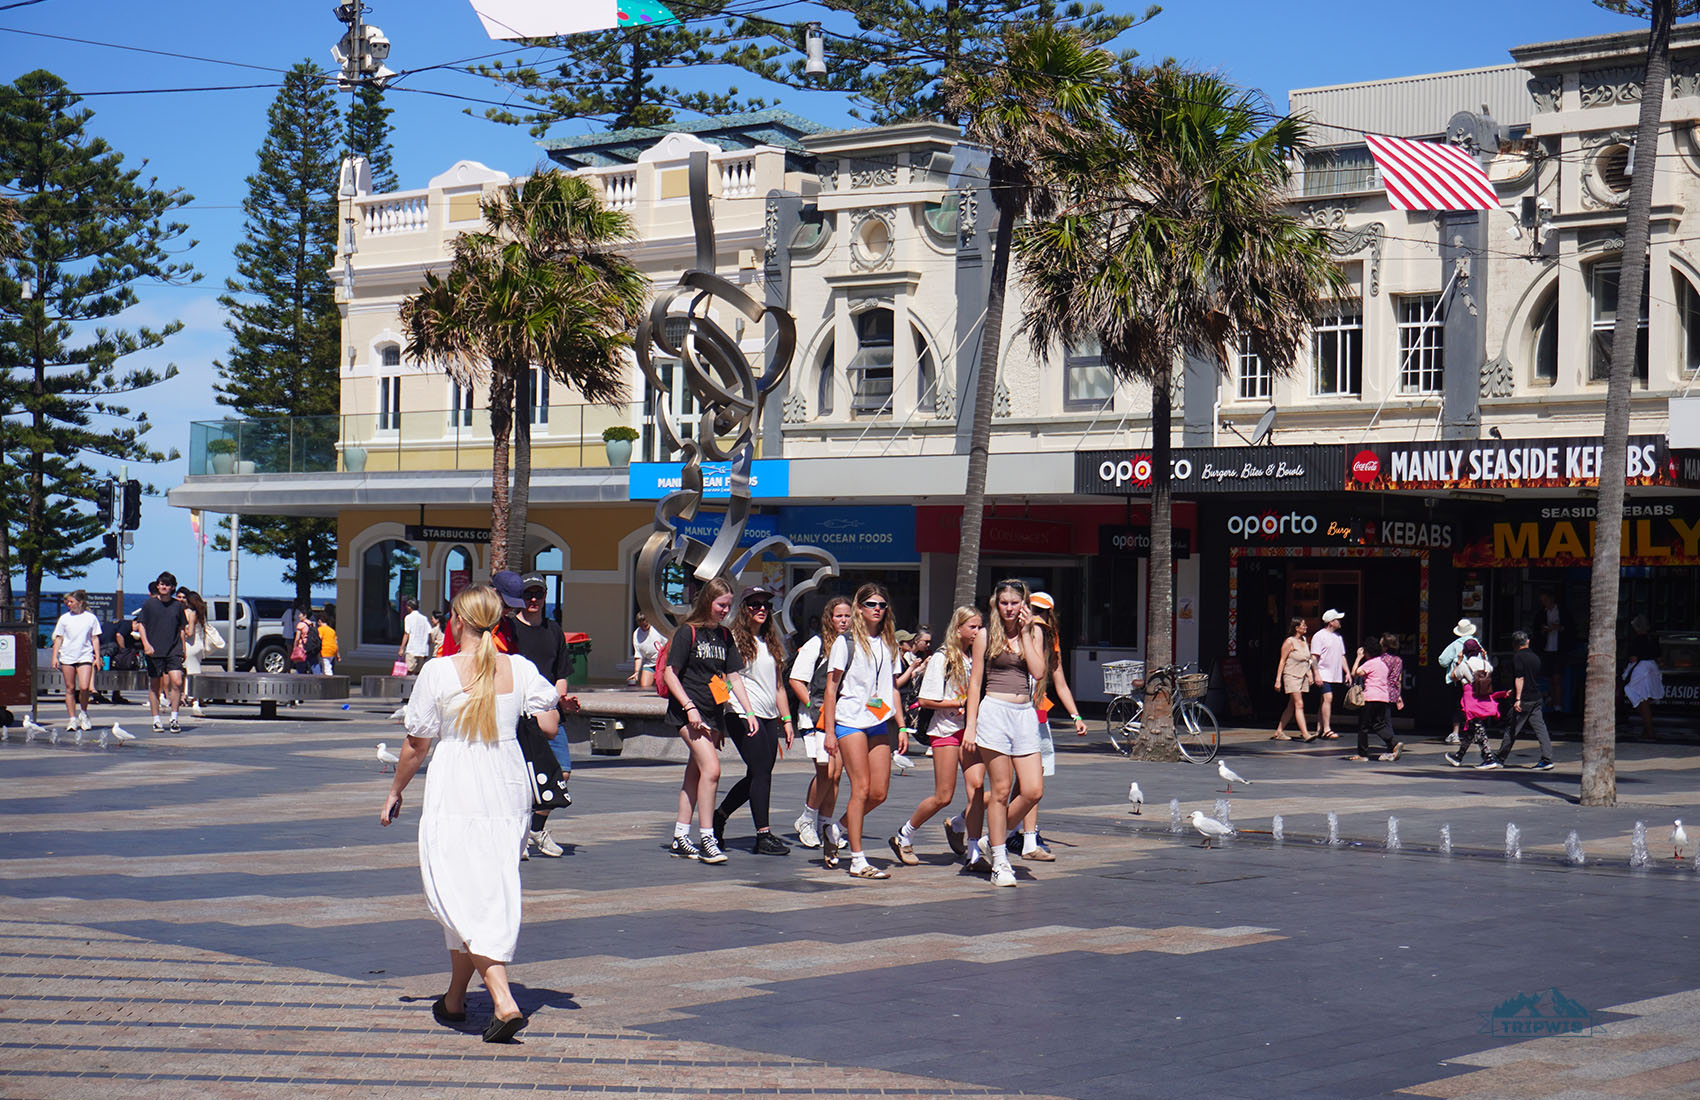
[1309,609,1348,740]
[1437,617,1479,745]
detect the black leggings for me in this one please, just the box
[719,715,783,831]
[1357,700,1398,756]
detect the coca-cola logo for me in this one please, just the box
[1351,450,1381,484]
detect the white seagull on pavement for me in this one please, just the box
[1217,759,1251,793]
[376,742,400,772]
[1128,781,1144,814]
[1190,810,1235,849]
[1673,820,1690,862]
[110,723,135,745]
[22,717,47,743]
[891,752,915,775]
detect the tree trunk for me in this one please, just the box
[1133,367,1181,761]
[507,386,532,571]
[1582,0,1670,807]
[0,515,13,608]
[951,156,1016,612]
[293,530,313,607]
[488,368,515,572]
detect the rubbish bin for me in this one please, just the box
[0,604,38,727]
[564,632,591,687]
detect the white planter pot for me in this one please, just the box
[343,446,367,472]
[236,460,256,475]
[209,452,235,475]
[605,438,633,466]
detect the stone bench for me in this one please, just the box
[561,688,703,760]
[191,672,350,719]
[34,668,150,696]
[360,675,417,702]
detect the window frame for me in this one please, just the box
[377,375,402,433]
[1589,262,1649,384]
[447,372,474,429]
[1396,294,1445,395]
[1311,303,1364,398]
[1235,338,1272,401]
[1063,344,1115,410]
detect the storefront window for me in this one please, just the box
[361,539,420,646]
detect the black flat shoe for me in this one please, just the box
[432,997,466,1024]
[483,1013,527,1043]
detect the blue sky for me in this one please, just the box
[2,0,1647,599]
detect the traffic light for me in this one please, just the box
[101,533,119,559]
[121,479,142,531]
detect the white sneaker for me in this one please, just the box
[796,817,821,849]
[1445,732,1461,745]
[152,717,164,732]
[991,863,1017,887]
[78,713,92,731]
[528,828,563,857]
[190,702,204,718]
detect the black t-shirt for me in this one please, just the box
[1511,647,1543,706]
[667,624,744,714]
[503,615,571,684]
[134,597,187,658]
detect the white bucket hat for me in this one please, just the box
[1453,618,1477,638]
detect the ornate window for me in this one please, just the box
[1311,303,1363,397]
[1589,263,1648,383]
[1397,295,1445,394]
[1533,295,1558,385]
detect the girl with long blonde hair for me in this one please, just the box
[788,597,853,850]
[889,606,981,866]
[818,583,906,878]
[380,584,562,1044]
[661,578,760,865]
[962,579,1049,887]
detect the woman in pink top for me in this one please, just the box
[1445,638,1508,769]
[1347,633,1405,762]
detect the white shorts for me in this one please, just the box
[974,696,1042,757]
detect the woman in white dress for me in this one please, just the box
[380,584,560,1044]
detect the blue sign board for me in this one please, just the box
[774,505,918,564]
[628,460,791,500]
[676,514,778,548]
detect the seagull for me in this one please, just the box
[1128,781,1144,814]
[110,723,135,745]
[22,717,47,743]
[1217,759,1251,793]
[376,742,400,772]
[891,752,915,775]
[388,706,407,722]
[1190,810,1235,849]
[1674,820,1690,862]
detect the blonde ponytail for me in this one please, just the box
[449,585,503,744]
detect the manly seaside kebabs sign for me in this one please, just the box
[1075,445,1343,495]
[1345,436,1670,491]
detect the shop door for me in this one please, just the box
[1289,569,1361,637]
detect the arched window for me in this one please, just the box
[532,545,565,623]
[361,539,420,646]
[378,344,403,432]
[820,310,940,418]
[442,545,473,606]
[1531,292,1558,385]
[1678,273,1700,379]
[1590,262,1648,383]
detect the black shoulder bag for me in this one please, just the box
[516,714,571,811]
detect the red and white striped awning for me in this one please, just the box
[1364,133,1499,212]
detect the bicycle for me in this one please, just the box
[1102,660,1220,764]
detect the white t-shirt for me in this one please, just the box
[827,634,898,731]
[633,625,664,669]
[789,635,824,690]
[1310,628,1347,683]
[52,610,102,664]
[918,650,971,736]
[403,609,432,656]
[740,642,782,719]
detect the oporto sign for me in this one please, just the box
[1076,446,1342,495]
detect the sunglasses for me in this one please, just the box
[862,600,888,610]
[746,602,772,612]
[523,591,546,600]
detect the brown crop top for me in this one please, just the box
[984,646,1031,696]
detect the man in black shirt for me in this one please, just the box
[1495,630,1553,771]
[134,571,189,732]
[493,570,582,859]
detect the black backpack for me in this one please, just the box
[302,622,323,660]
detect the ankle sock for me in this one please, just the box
[849,850,865,864]
[899,821,916,842]
[673,821,690,839]
[991,843,1009,865]
[1022,830,1038,845]
[965,838,981,860]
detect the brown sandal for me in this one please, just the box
[1345,754,1369,762]
[1270,733,1294,741]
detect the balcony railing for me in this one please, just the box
[189,405,645,477]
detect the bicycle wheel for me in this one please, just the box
[1105,695,1138,756]
[1174,700,1220,764]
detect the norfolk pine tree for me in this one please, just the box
[215,62,343,605]
[0,70,193,614]
[347,82,398,193]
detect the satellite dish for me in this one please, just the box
[1250,406,1278,446]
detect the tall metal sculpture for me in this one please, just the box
[634,152,838,633]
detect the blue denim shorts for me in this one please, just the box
[549,729,572,772]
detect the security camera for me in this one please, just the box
[1536,197,1553,213]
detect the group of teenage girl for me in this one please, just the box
[658,576,1087,887]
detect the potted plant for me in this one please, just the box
[342,443,367,472]
[207,436,238,475]
[602,424,640,466]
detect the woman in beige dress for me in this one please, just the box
[1273,618,1314,741]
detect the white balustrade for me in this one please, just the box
[602,171,638,211]
[717,156,757,199]
[359,192,430,236]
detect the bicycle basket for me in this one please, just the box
[1176,672,1210,699]
[1102,660,1144,696]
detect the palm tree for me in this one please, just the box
[400,169,646,571]
[942,24,1114,611]
[1015,62,1345,758]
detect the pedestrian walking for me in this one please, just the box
[1346,633,1404,763]
[317,607,338,675]
[1495,631,1554,770]
[1623,615,1664,741]
[50,590,101,733]
[818,583,905,877]
[628,611,664,689]
[133,572,188,733]
[1444,639,1502,769]
[1310,609,1347,739]
[890,606,981,866]
[429,609,446,658]
[788,597,852,851]
[399,598,432,673]
[661,578,758,865]
[1272,618,1313,741]
[378,584,560,1044]
[1015,592,1088,861]
[1437,619,1478,744]
[898,624,935,745]
[963,579,1049,888]
[180,589,222,718]
[714,587,794,854]
[290,609,320,674]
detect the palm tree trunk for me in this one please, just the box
[293,530,313,606]
[1134,367,1181,761]
[488,368,515,572]
[507,381,532,570]
[952,156,1015,612]
[1582,0,1670,807]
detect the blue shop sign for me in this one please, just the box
[775,505,918,564]
[628,459,791,500]
[676,514,778,548]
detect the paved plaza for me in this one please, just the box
[3,700,1699,1099]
